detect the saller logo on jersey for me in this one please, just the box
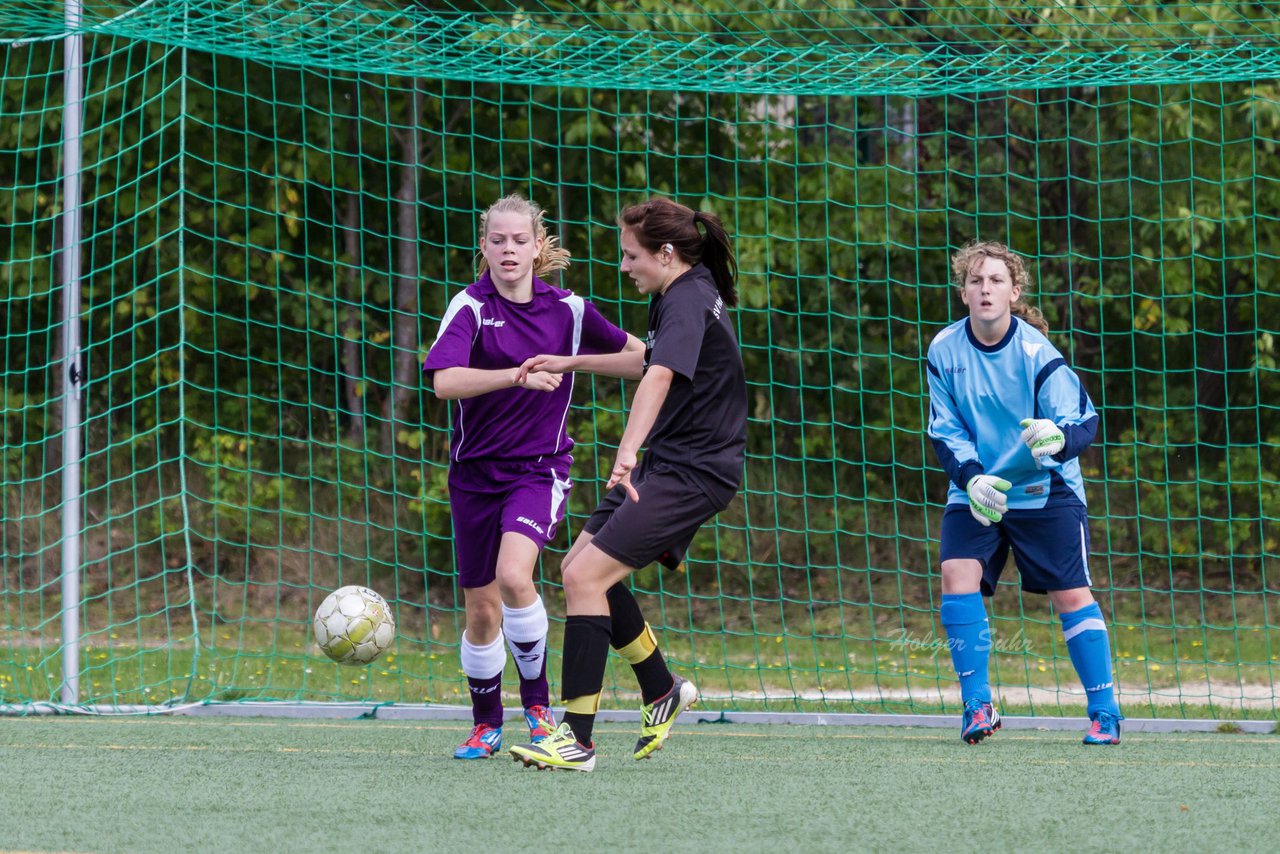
[482,317,506,328]
[517,516,546,535]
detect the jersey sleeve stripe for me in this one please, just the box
[433,291,483,346]
[560,294,586,355]
[1032,357,1067,402]
[930,435,983,492]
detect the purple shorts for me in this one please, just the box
[448,455,572,589]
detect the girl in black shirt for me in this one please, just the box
[510,198,747,772]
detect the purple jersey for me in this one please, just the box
[422,272,629,461]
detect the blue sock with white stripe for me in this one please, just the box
[1061,602,1120,718]
[940,592,991,704]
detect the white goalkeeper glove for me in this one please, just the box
[966,474,1011,527]
[1019,418,1065,462]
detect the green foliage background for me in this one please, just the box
[0,1,1277,710]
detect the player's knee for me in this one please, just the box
[940,559,982,593]
[561,559,600,597]
[1049,587,1095,612]
[465,601,501,640]
[494,559,534,600]
[559,550,580,584]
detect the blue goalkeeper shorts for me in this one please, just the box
[940,502,1092,596]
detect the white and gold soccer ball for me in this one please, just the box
[313,585,396,665]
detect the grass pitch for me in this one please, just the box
[1,716,1277,853]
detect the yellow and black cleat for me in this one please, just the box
[511,723,596,772]
[634,675,698,760]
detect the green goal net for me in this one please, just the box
[1,0,1277,720]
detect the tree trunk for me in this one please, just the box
[381,78,423,456]
[340,188,366,445]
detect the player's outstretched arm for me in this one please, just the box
[517,337,646,383]
[432,365,562,399]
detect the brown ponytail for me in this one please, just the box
[619,198,738,307]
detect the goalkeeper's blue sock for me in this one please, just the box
[1061,602,1120,718]
[941,592,992,704]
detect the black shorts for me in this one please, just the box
[583,463,726,570]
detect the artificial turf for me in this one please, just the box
[1,716,1276,853]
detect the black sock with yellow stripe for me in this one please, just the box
[560,614,611,746]
[607,583,673,705]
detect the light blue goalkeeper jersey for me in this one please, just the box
[926,316,1099,510]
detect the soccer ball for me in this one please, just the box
[313,585,396,665]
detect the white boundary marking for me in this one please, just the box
[0,701,1273,733]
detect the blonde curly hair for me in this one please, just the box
[950,241,1047,335]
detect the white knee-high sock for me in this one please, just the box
[502,598,549,682]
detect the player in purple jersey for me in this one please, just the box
[510,198,748,772]
[928,241,1122,746]
[422,194,642,760]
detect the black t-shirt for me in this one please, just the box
[641,264,747,503]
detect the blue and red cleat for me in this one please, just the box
[960,699,1002,744]
[1082,710,1122,745]
[453,723,502,759]
[524,705,557,744]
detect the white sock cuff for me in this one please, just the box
[502,597,549,643]
[1062,619,1108,643]
[460,630,507,679]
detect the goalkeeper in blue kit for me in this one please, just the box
[926,241,1123,746]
